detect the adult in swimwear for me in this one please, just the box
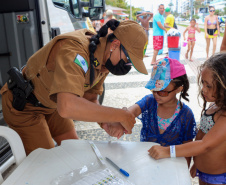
[204,6,220,59]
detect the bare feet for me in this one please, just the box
[185,52,188,59]
[151,60,156,65]
[144,54,149,57]
[189,58,193,62]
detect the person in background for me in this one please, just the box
[92,20,102,32]
[183,19,201,61]
[136,12,153,39]
[151,4,167,65]
[148,53,226,185]
[164,7,174,31]
[104,9,114,24]
[204,6,220,59]
[100,12,106,25]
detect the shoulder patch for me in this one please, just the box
[74,54,88,73]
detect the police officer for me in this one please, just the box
[1,20,148,155]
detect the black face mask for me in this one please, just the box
[105,58,131,75]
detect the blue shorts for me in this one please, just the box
[197,169,226,184]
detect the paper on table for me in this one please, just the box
[51,165,134,185]
[51,141,134,185]
[71,168,132,185]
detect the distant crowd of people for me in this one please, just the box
[136,4,223,63]
[93,4,223,64]
[92,9,129,33]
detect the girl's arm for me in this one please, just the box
[196,23,201,33]
[183,140,192,168]
[204,17,208,38]
[183,27,188,40]
[220,24,226,51]
[216,16,220,36]
[148,114,226,159]
[128,104,142,118]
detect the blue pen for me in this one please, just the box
[106,157,129,177]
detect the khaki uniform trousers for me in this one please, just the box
[1,86,75,155]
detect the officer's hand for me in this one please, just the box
[120,108,135,134]
[148,145,170,160]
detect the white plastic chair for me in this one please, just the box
[0,126,26,184]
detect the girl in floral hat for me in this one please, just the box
[106,57,197,167]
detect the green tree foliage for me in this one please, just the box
[223,5,226,15]
[193,1,207,14]
[214,4,226,16]
[105,0,142,20]
[215,9,223,16]
[192,14,199,19]
[105,0,128,9]
[172,10,179,18]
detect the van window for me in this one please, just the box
[52,0,80,17]
[71,0,79,17]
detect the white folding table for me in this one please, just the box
[2,140,191,185]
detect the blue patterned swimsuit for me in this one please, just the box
[136,94,197,146]
[157,101,181,131]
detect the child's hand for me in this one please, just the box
[190,164,197,178]
[206,34,209,39]
[102,122,126,139]
[148,145,170,159]
[184,37,186,41]
[196,23,199,27]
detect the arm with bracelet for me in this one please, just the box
[148,114,226,159]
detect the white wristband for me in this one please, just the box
[170,145,176,158]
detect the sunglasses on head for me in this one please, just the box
[121,44,132,66]
[210,10,215,12]
[152,88,177,97]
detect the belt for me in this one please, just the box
[17,66,47,108]
[26,92,47,108]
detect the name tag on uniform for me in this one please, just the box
[74,54,88,73]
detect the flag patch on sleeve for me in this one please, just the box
[74,54,88,73]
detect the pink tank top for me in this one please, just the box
[188,27,195,34]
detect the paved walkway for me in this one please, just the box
[75,26,224,185]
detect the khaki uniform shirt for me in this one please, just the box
[17,29,108,108]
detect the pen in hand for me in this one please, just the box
[106,157,129,177]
